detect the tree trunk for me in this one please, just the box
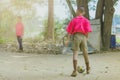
[66,0,89,19]
[95,0,104,19]
[95,0,115,50]
[95,0,104,49]
[66,0,76,17]
[102,0,115,50]
[76,0,89,19]
[47,0,54,41]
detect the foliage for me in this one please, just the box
[0,0,119,45]
[0,8,16,42]
[0,0,46,43]
[11,0,45,9]
[114,0,119,5]
[116,38,120,43]
[40,18,48,40]
[54,18,65,40]
[0,38,5,44]
[41,17,66,41]
[10,0,45,16]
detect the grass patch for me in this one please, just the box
[0,38,5,44]
[116,38,120,43]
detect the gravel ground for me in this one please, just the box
[0,51,120,80]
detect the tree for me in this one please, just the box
[95,0,105,49]
[76,0,89,19]
[66,0,76,17]
[46,0,54,41]
[66,0,89,19]
[0,0,45,42]
[95,0,115,50]
[66,0,118,50]
[102,0,115,50]
[0,8,16,42]
[10,0,45,16]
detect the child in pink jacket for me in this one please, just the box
[16,16,24,51]
[66,7,92,77]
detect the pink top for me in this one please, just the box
[66,16,92,35]
[16,22,24,36]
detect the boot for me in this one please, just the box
[71,60,77,77]
[86,62,90,74]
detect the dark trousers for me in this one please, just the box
[17,36,23,50]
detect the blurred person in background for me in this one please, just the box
[15,16,24,51]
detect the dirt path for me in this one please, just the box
[0,51,120,80]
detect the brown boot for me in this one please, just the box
[71,60,77,77]
[71,71,77,77]
[86,62,90,74]
[82,51,90,74]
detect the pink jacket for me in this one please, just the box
[16,22,24,36]
[66,16,92,35]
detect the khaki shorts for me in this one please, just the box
[71,33,88,52]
